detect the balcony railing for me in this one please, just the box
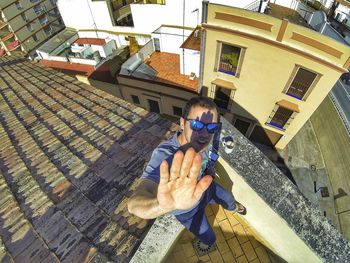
[6,40,20,51]
[113,4,132,21]
[0,21,8,30]
[1,32,14,42]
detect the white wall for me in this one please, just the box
[180,49,200,76]
[58,0,112,30]
[151,27,191,55]
[57,0,266,37]
[335,4,350,27]
[270,0,299,9]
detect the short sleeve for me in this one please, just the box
[140,147,174,184]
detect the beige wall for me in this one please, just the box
[203,4,350,150]
[215,158,322,262]
[117,75,197,118]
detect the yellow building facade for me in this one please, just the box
[202,3,350,150]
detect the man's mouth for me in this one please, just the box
[196,139,208,145]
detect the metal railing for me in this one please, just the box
[244,0,260,12]
[329,86,350,137]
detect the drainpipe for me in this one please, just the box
[182,0,185,75]
[199,0,209,95]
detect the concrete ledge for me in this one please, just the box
[130,118,350,263]
[130,214,184,263]
[218,118,350,262]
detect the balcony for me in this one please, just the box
[6,39,20,52]
[0,23,11,39]
[0,20,8,30]
[1,31,14,42]
[113,4,132,22]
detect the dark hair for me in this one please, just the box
[182,96,218,120]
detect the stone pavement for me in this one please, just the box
[256,105,350,243]
[280,121,340,231]
[255,119,343,237]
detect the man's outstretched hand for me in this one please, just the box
[157,148,213,212]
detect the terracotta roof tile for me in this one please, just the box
[144,52,198,92]
[0,56,177,262]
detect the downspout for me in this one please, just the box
[199,0,209,95]
[182,0,185,75]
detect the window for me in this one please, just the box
[15,1,22,10]
[32,34,38,42]
[131,95,140,104]
[266,100,299,130]
[33,4,44,15]
[173,106,182,117]
[148,99,160,113]
[39,15,48,25]
[285,67,318,100]
[217,43,243,76]
[268,107,293,129]
[21,13,27,21]
[43,25,52,36]
[233,117,253,137]
[214,87,231,110]
[26,24,33,32]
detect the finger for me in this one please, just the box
[188,153,202,181]
[170,151,184,181]
[180,148,196,178]
[159,160,170,186]
[193,175,213,201]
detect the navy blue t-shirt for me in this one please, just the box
[141,131,210,215]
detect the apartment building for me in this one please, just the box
[0,0,65,57]
[201,2,350,150]
[117,25,199,119]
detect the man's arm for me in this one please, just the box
[128,179,172,219]
[128,148,213,219]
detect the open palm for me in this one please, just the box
[157,148,213,211]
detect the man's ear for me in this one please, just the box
[180,117,185,130]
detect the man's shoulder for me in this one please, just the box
[152,134,179,157]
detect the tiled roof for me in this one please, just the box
[180,27,201,51]
[145,52,198,92]
[0,56,177,262]
[74,38,106,46]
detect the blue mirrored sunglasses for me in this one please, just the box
[185,119,220,134]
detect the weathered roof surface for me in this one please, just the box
[0,56,177,262]
[145,52,199,92]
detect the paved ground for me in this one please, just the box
[255,95,350,241]
[167,204,285,263]
[310,96,350,241]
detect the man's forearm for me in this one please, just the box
[128,191,172,219]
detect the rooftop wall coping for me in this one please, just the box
[218,118,350,262]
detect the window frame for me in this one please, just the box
[131,94,140,105]
[266,104,297,131]
[215,41,246,78]
[283,65,321,101]
[26,23,34,32]
[214,86,232,111]
[172,106,182,117]
[15,1,23,10]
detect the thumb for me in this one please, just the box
[193,175,213,201]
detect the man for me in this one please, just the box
[128,96,246,254]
